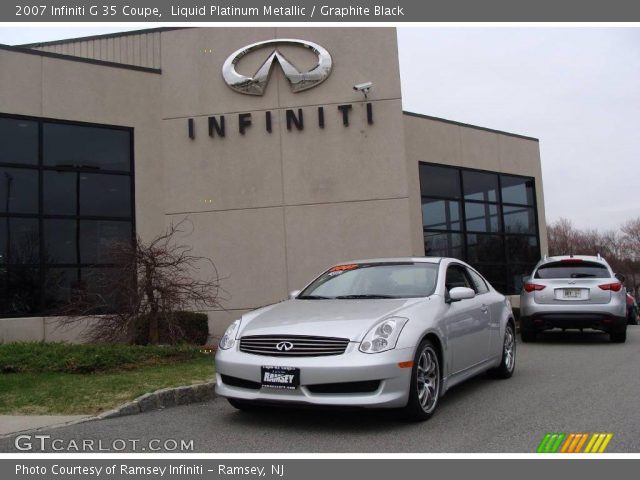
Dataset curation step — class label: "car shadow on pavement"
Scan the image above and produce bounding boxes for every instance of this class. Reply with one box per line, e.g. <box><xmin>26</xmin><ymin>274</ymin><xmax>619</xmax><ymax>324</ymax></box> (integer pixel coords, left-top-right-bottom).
<box><xmin>531</xmin><ymin>330</ymin><xmax>619</xmax><ymax>344</ymax></box>
<box><xmin>222</xmin><ymin>374</ymin><xmax>497</xmax><ymax>432</ymax></box>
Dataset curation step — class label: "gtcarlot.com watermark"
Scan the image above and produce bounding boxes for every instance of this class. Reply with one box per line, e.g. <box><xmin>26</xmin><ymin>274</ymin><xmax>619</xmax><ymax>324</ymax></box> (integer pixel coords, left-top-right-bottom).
<box><xmin>14</xmin><ymin>435</ymin><xmax>194</xmax><ymax>452</ymax></box>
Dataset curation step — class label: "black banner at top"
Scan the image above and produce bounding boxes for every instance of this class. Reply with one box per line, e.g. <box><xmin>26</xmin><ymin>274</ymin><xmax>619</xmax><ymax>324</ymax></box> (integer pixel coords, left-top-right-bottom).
<box><xmin>3</xmin><ymin>0</ymin><xmax>640</xmax><ymax>22</ymax></box>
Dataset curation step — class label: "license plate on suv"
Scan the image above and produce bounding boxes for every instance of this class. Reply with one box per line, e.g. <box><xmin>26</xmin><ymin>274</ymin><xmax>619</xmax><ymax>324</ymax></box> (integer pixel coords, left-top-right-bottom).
<box><xmin>261</xmin><ymin>366</ymin><xmax>300</xmax><ymax>390</ymax></box>
<box><xmin>562</xmin><ymin>288</ymin><xmax>582</xmax><ymax>299</ymax></box>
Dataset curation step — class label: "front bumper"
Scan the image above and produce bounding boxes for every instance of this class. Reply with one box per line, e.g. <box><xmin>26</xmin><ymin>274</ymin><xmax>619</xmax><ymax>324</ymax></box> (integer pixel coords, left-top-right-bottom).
<box><xmin>215</xmin><ymin>343</ymin><xmax>415</xmax><ymax>409</ymax></box>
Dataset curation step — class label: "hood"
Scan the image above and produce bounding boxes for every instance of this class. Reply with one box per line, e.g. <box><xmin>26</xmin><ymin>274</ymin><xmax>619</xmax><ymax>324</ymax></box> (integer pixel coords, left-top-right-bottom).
<box><xmin>238</xmin><ymin>298</ymin><xmax>423</xmax><ymax>342</ymax></box>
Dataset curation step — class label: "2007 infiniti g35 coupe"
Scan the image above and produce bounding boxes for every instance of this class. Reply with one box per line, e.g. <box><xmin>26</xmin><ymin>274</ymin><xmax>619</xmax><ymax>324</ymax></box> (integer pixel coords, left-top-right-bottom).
<box><xmin>215</xmin><ymin>257</ymin><xmax>516</xmax><ymax>421</ymax></box>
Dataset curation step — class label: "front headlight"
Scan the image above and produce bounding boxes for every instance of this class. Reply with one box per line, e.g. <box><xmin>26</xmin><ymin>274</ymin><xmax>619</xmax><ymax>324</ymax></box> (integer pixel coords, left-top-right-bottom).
<box><xmin>359</xmin><ymin>317</ymin><xmax>408</xmax><ymax>354</ymax></box>
<box><xmin>219</xmin><ymin>319</ymin><xmax>241</xmax><ymax>350</ymax></box>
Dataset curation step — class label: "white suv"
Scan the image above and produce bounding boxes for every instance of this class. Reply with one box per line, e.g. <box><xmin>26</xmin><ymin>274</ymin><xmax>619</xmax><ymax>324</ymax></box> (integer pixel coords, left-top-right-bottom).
<box><xmin>520</xmin><ymin>255</ymin><xmax>627</xmax><ymax>343</ymax></box>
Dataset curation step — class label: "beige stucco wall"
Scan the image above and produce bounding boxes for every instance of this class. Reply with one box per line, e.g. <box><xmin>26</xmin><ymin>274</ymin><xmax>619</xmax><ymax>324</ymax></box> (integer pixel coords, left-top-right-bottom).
<box><xmin>159</xmin><ymin>28</ymin><xmax>413</xmax><ymax>336</ymax></box>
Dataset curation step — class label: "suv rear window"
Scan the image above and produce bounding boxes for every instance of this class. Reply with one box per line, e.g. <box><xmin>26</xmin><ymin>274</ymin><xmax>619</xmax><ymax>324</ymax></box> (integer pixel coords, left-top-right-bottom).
<box><xmin>534</xmin><ymin>261</ymin><xmax>610</xmax><ymax>279</ymax></box>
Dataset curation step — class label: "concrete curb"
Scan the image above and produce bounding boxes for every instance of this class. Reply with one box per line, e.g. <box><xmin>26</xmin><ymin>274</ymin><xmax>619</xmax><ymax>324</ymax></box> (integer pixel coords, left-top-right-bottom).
<box><xmin>96</xmin><ymin>382</ymin><xmax>216</xmax><ymax>419</ymax></box>
<box><xmin>0</xmin><ymin>382</ymin><xmax>216</xmax><ymax>439</ymax></box>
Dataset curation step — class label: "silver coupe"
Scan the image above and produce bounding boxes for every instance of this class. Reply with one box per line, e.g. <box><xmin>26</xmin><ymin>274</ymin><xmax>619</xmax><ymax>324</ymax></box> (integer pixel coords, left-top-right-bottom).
<box><xmin>215</xmin><ymin>257</ymin><xmax>516</xmax><ymax>420</ymax></box>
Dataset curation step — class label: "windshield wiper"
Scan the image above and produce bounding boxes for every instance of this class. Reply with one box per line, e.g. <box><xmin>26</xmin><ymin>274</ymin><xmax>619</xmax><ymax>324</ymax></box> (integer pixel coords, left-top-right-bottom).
<box><xmin>297</xmin><ymin>295</ymin><xmax>332</xmax><ymax>300</ymax></box>
<box><xmin>335</xmin><ymin>294</ymin><xmax>397</xmax><ymax>299</ymax></box>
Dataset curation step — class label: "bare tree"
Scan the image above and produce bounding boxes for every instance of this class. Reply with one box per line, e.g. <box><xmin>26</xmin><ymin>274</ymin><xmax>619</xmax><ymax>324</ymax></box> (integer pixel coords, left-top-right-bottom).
<box><xmin>58</xmin><ymin>219</ymin><xmax>223</xmax><ymax>344</ymax></box>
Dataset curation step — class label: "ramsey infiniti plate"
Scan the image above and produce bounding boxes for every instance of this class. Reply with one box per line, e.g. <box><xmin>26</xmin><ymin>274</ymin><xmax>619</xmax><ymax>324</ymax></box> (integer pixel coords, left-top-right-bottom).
<box><xmin>261</xmin><ymin>366</ymin><xmax>300</xmax><ymax>390</ymax></box>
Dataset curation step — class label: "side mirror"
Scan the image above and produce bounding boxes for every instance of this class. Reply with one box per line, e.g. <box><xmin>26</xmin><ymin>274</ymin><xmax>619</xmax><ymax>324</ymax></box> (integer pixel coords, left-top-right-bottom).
<box><xmin>288</xmin><ymin>290</ymin><xmax>301</xmax><ymax>300</ymax></box>
<box><xmin>448</xmin><ymin>287</ymin><xmax>476</xmax><ymax>303</ymax></box>
<box><xmin>615</xmin><ymin>273</ymin><xmax>626</xmax><ymax>283</ymax></box>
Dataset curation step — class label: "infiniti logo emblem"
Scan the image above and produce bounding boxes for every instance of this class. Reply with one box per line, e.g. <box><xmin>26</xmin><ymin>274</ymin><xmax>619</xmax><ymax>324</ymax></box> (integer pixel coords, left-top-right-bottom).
<box><xmin>276</xmin><ymin>341</ymin><xmax>294</xmax><ymax>351</ymax></box>
<box><xmin>222</xmin><ymin>39</ymin><xmax>333</xmax><ymax>96</ymax></box>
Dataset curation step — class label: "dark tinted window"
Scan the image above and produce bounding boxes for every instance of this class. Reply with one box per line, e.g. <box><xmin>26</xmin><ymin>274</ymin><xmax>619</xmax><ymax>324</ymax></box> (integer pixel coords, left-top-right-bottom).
<box><xmin>43</xmin><ymin>123</ymin><xmax>130</xmax><ymax>172</ymax></box>
<box><xmin>0</xmin><ymin>168</ymin><xmax>38</xmax><ymax>214</ymax></box>
<box><xmin>506</xmin><ymin>235</ymin><xmax>539</xmax><ymax>263</ymax></box>
<box><xmin>424</xmin><ymin>232</ymin><xmax>463</xmax><ymax>258</ymax></box>
<box><xmin>80</xmin><ymin>174</ymin><xmax>131</xmax><ymax>217</ymax></box>
<box><xmin>503</xmin><ymin>206</ymin><xmax>536</xmax><ymax>234</ymax></box>
<box><xmin>467</xmin><ymin>234</ymin><xmax>504</xmax><ymax>263</ymax></box>
<box><xmin>43</xmin><ymin>268</ymin><xmax>79</xmax><ymax>310</ymax></box>
<box><xmin>0</xmin><ymin>218</ymin><xmax>39</xmax><ymax>264</ymax></box>
<box><xmin>420</xmin><ymin>164</ymin><xmax>461</xmax><ymax>198</ymax></box>
<box><xmin>463</xmin><ymin>170</ymin><xmax>499</xmax><ymax>202</ymax></box>
<box><xmin>465</xmin><ymin>202</ymin><xmax>500</xmax><ymax>232</ymax></box>
<box><xmin>421</xmin><ymin>198</ymin><xmax>461</xmax><ymax>230</ymax></box>
<box><xmin>44</xmin><ymin>219</ymin><xmax>77</xmax><ymax>264</ymax></box>
<box><xmin>0</xmin><ymin>267</ymin><xmax>41</xmax><ymax>316</ymax></box>
<box><xmin>501</xmin><ymin>176</ymin><xmax>534</xmax><ymax>206</ymax></box>
<box><xmin>43</xmin><ymin>171</ymin><xmax>77</xmax><ymax>215</ymax></box>
<box><xmin>0</xmin><ymin>117</ymin><xmax>38</xmax><ymax>165</ymax></box>
<box><xmin>534</xmin><ymin>261</ymin><xmax>610</xmax><ymax>279</ymax></box>
<box><xmin>80</xmin><ymin>220</ymin><xmax>131</xmax><ymax>264</ymax></box>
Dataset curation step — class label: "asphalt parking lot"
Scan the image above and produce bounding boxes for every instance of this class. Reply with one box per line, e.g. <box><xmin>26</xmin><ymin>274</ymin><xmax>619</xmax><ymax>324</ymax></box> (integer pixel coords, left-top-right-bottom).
<box><xmin>2</xmin><ymin>327</ymin><xmax>639</xmax><ymax>453</ymax></box>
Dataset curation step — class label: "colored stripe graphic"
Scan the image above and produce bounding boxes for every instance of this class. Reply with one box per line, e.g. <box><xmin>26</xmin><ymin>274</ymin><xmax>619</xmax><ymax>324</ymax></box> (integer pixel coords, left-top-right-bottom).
<box><xmin>538</xmin><ymin>433</ymin><xmax>613</xmax><ymax>453</ymax></box>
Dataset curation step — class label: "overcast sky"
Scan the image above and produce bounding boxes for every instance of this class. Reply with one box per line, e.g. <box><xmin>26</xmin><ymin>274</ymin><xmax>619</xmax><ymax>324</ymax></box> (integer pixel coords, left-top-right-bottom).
<box><xmin>1</xmin><ymin>27</ymin><xmax>638</xmax><ymax>232</ymax></box>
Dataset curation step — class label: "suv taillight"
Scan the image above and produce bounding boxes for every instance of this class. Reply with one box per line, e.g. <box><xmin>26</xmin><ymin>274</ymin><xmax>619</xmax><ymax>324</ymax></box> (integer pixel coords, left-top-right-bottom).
<box><xmin>524</xmin><ymin>283</ymin><xmax>546</xmax><ymax>293</ymax></box>
<box><xmin>598</xmin><ymin>282</ymin><xmax>622</xmax><ymax>292</ymax></box>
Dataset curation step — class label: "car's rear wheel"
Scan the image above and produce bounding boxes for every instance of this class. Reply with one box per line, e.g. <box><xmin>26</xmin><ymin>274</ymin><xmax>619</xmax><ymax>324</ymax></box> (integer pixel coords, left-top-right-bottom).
<box><xmin>610</xmin><ymin>328</ymin><xmax>627</xmax><ymax>343</ymax></box>
<box><xmin>488</xmin><ymin>323</ymin><xmax>516</xmax><ymax>379</ymax></box>
<box><xmin>402</xmin><ymin>339</ymin><xmax>441</xmax><ymax>421</ymax></box>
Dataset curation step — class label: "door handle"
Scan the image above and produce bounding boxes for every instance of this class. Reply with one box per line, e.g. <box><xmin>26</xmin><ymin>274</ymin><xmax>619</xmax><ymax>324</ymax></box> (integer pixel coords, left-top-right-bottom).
<box><xmin>481</xmin><ymin>305</ymin><xmax>489</xmax><ymax>314</ymax></box>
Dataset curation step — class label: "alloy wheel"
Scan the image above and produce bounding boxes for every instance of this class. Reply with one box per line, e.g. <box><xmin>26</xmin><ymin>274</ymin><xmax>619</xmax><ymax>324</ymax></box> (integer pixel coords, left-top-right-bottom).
<box><xmin>416</xmin><ymin>346</ymin><xmax>440</xmax><ymax>413</ymax></box>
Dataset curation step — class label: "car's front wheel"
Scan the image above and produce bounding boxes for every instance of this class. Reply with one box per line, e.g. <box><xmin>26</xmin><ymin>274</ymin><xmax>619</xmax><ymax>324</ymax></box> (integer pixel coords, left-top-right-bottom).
<box><xmin>403</xmin><ymin>339</ymin><xmax>441</xmax><ymax>421</ymax></box>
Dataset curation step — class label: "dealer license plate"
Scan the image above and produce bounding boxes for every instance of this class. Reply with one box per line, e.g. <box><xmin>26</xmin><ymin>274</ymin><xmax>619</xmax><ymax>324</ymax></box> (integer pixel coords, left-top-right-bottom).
<box><xmin>261</xmin><ymin>366</ymin><xmax>300</xmax><ymax>390</ymax></box>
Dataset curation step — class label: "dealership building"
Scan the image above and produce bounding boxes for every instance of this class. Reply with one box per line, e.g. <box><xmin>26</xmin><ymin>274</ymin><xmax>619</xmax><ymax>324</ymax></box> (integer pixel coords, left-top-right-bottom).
<box><xmin>0</xmin><ymin>27</ymin><xmax>547</xmax><ymax>343</ymax></box>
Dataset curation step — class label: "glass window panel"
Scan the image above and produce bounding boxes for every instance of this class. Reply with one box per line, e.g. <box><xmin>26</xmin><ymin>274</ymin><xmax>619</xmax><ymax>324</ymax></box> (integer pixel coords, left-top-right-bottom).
<box><xmin>473</xmin><ymin>264</ymin><xmax>506</xmax><ymax>294</ymax></box>
<box><xmin>466</xmin><ymin>234</ymin><xmax>505</xmax><ymax>263</ymax></box>
<box><xmin>80</xmin><ymin>220</ymin><xmax>131</xmax><ymax>264</ymax></box>
<box><xmin>421</xmin><ymin>198</ymin><xmax>461</xmax><ymax>231</ymax></box>
<box><xmin>80</xmin><ymin>174</ymin><xmax>131</xmax><ymax>217</ymax></box>
<box><xmin>503</xmin><ymin>206</ymin><xmax>536</xmax><ymax>234</ymax></box>
<box><xmin>501</xmin><ymin>175</ymin><xmax>534</xmax><ymax>206</ymax></box>
<box><xmin>419</xmin><ymin>164</ymin><xmax>461</xmax><ymax>198</ymax></box>
<box><xmin>465</xmin><ymin>202</ymin><xmax>501</xmax><ymax>232</ymax></box>
<box><xmin>0</xmin><ymin>218</ymin><xmax>39</xmax><ymax>265</ymax></box>
<box><xmin>463</xmin><ymin>170</ymin><xmax>499</xmax><ymax>202</ymax></box>
<box><xmin>43</xmin><ymin>268</ymin><xmax>79</xmax><ymax>310</ymax></box>
<box><xmin>43</xmin><ymin>123</ymin><xmax>130</xmax><ymax>172</ymax></box>
<box><xmin>44</xmin><ymin>219</ymin><xmax>77</xmax><ymax>265</ymax></box>
<box><xmin>506</xmin><ymin>235</ymin><xmax>540</xmax><ymax>263</ymax></box>
<box><xmin>0</xmin><ymin>267</ymin><xmax>41</xmax><ymax>317</ymax></box>
<box><xmin>43</xmin><ymin>171</ymin><xmax>77</xmax><ymax>215</ymax></box>
<box><xmin>0</xmin><ymin>168</ymin><xmax>38</xmax><ymax>214</ymax></box>
<box><xmin>0</xmin><ymin>117</ymin><xmax>38</xmax><ymax>165</ymax></box>
<box><xmin>424</xmin><ymin>232</ymin><xmax>463</xmax><ymax>259</ymax></box>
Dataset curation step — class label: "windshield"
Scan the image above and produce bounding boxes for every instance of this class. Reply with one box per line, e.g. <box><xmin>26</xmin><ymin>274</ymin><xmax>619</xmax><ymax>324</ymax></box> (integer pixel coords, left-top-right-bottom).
<box><xmin>298</xmin><ymin>262</ymin><xmax>439</xmax><ymax>299</ymax></box>
<box><xmin>534</xmin><ymin>261</ymin><xmax>611</xmax><ymax>279</ymax></box>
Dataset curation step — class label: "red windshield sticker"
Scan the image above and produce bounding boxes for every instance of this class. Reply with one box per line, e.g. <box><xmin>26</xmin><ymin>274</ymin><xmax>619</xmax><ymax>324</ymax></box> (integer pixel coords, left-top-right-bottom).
<box><xmin>329</xmin><ymin>264</ymin><xmax>359</xmax><ymax>273</ymax></box>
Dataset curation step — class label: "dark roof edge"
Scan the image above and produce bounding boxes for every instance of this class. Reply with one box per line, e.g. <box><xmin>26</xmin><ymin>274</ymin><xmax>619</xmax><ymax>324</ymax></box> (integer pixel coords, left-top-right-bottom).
<box><xmin>0</xmin><ymin>44</ymin><xmax>161</xmax><ymax>74</ymax></box>
<box><xmin>402</xmin><ymin>111</ymin><xmax>539</xmax><ymax>142</ymax></box>
<box><xmin>19</xmin><ymin>27</ymin><xmax>188</xmax><ymax>48</ymax></box>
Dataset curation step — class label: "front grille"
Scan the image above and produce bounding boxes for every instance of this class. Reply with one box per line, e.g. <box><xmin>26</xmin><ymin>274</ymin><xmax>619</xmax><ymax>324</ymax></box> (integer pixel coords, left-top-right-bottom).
<box><xmin>307</xmin><ymin>380</ymin><xmax>381</xmax><ymax>394</ymax></box>
<box><xmin>239</xmin><ymin>335</ymin><xmax>349</xmax><ymax>357</ymax></box>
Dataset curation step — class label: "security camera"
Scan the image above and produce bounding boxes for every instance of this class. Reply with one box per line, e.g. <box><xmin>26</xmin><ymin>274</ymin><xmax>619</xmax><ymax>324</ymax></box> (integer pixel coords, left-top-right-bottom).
<box><xmin>353</xmin><ymin>82</ymin><xmax>373</xmax><ymax>92</ymax></box>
